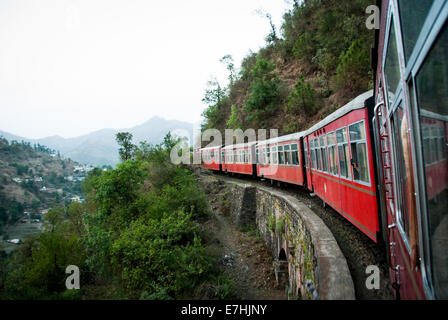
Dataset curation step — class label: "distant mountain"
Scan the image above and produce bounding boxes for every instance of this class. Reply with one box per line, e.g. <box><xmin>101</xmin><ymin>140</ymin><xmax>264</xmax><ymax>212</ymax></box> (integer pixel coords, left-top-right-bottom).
<box><xmin>0</xmin><ymin>117</ymin><xmax>193</xmax><ymax>166</ymax></box>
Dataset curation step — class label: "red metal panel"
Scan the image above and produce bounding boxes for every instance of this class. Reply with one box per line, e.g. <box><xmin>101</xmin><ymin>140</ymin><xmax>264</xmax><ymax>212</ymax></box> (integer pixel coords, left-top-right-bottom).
<box><xmin>306</xmin><ymin>108</ymin><xmax>380</xmax><ymax>242</ymax></box>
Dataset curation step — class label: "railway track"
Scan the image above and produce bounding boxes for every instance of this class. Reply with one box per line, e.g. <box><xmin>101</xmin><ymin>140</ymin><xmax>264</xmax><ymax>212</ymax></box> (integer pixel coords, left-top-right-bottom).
<box><xmin>199</xmin><ymin>168</ymin><xmax>394</xmax><ymax>300</ymax></box>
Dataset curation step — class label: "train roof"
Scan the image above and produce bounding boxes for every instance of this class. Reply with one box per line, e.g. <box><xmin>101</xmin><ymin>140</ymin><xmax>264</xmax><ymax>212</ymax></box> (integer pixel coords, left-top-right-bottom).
<box><xmin>222</xmin><ymin>141</ymin><xmax>257</xmax><ymax>150</ymax></box>
<box><xmin>304</xmin><ymin>90</ymin><xmax>373</xmax><ymax>136</ymax></box>
<box><xmin>200</xmin><ymin>145</ymin><xmax>222</xmax><ymax>151</ymax></box>
<box><xmin>257</xmin><ymin>132</ymin><xmax>306</xmax><ymax>147</ymax></box>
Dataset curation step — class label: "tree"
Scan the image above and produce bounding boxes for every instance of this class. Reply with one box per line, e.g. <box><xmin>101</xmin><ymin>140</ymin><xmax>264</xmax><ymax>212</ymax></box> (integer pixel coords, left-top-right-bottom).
<box><xmin>244</xmin><ymin>59</ymin><xmax>281</xmax><ymax>126</ymax></box>
<box><xmin>220</xmin><ymin>55</ymin><xmax>236</xmax><ymax>87</ymax></box>
<box><xmin>116</xmin><ymin>132</ymin><xmax>136</xmax><ymax>162</ymax></box>
<box><xmin>286</xmin><ymin>75</ymin><xmax>316</xmax><ymax>116</ymax></box>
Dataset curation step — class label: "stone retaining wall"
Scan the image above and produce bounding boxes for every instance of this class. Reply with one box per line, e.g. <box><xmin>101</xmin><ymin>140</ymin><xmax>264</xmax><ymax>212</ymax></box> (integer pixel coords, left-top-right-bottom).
<box><xmin>226</xmin><ymin>181</ymin><xmax>355</xmax><ymax>300</ymax></box>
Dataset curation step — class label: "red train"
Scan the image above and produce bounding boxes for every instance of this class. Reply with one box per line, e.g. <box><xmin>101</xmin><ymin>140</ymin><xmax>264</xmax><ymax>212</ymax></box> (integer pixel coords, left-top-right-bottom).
<box><xmin>200</xmin><ymin>1</ymin><xmax>448</xmax><ymax>299</ymax></box>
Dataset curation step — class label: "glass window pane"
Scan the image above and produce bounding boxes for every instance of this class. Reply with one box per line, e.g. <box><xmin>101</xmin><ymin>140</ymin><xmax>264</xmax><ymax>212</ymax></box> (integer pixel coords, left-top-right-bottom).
<box><xmin>321</xmin><ymin>148</ymin><xmax>328</xmax><ymax>172</ymax></box>
<box><xmin>349</xmin><ymin>122</ymin><xmax>366</xmax><ymax>141</ymax></box>
<box><xmin>415</xmin><ymin>22</ymin><xmax>448</xmax><ymax>299</ymax></box>
<box><xmin>385</xmin><ymin>19</ymin><xmax>401</xmax><ymax>102</ymax></box>
<box><xmin>316</xmin><ymin>147</ymin><xmax>321</xmax><ymax>171</ymax></box>
<box><xmin>337</xmin><ymin>128</ymin><xmax>347</xmax><ymax>143</ymax></box>
<box><xmin>398</xmin><ymin>0</ymin><xmax>434</xmax><ymax>62</ymax></box>
<box><xmin>392</xmin><ymin>103</ymin><xmax>410</xmax><ymax>237</ymax></box>
<box><xmin>345</xmin><ymin>145</ymin><xmax>352</xmax><ymax>179</ymax></box>
<box><xmin>338</xmin><ymin>145</ymin><xmax>347</xmax><ymax>177</ymax></box>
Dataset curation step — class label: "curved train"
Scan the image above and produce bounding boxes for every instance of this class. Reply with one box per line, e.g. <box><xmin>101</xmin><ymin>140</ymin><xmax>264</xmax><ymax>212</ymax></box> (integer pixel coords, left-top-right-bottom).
<box><xmin>199</xmin><ymin>1</ymin><xmax>447</xmax><ymax>300</ymax></box>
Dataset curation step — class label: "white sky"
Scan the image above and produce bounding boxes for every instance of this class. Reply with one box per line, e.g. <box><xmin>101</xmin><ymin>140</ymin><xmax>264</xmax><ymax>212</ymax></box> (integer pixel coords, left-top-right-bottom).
<box><xmin>0</xmin><ymin>0</ymin><xmax>292</xmax><ymax>139</ymax></box>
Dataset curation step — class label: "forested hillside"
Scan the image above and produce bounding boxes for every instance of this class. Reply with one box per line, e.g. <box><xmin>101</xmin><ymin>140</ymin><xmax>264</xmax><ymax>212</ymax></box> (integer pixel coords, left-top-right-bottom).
<box><xmin>201</xmin><ymin>0</ymin><xmax>374</xmax><ymax>136</ymax></box>
<box><xmin>0</xmin><ymin>137</ymin><xmax>85</xmax><ymax>231</ymax></box>
<box><xmin>0</xmin><ymin>134</ymin><xmax>236</xmax><ymax>300</ymax></box>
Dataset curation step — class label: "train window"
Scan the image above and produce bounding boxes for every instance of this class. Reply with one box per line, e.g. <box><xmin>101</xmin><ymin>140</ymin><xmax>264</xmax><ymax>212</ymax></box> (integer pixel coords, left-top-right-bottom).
<box><xmin>284</xmin><ymin>145</ymin><xmax>291</xmax><ymax>165</ymax></box>
<box><xmin>315</xmin><ymin>138</ymin><xmax>322</xmax><ymax>171</ymax></box>
<box><xmin>349</xmin><ymin>121</ymin><xmax>370</xmax><ymax>184</ymax></box>
<box><xmin>391</xmin><ymin>102</ymin><xmax>410</xmax><ymax>239</ymax></box>
<box><xmin>267</xmin><ymin>148</ymin><xmax>271</xmax><ymax>165</ymax></box>
<box><xmin>327</xmin><ymin>132</ymin><xmax>338</xmax><ymax>175</ymax></box>
<box><xmin>414</xmin><ymin>22</ymin><xmax>448</xmax><ymax>299</ymax></box>
<box><xmin>304</xmin><ymin>142</ymin><xmax>309</xmax><ymax>168</ymax></box>
<box><xmin>292</xmin><ymin>144</ymin><xmax>299</xmax><ymax>166</ymax></box>
<box><xmin>337</xmin><ymin>127</ymin><xmax>351</xmax><ymax>179</ymax></box>
<box><xmin>278</xmin><ymin>146</ymin><xmax>285</xmax><ymax>165</ymax></box>
<box><xmin>272</xmin><ymin>147</ymin><xmax>278</xmax><ymax>164</ymax></box>
<box><xmin>310</xmin><ymin>140</ymin><xmax>316</xmax><ymax>169</ymax></box>
<box><xmin>384</xmin><ymin>18</ymin><xmax>401</xmax><ymax>104</ymax></box>
<box><xmin>320</xmin><ymin>136</ymin><xmax>328</xmax><ymax>172</ymax></box>
<box><xmin>398</xmin><ymin>0</ymin><xmax>434</xmax><ymax>62</ymax></box>
<box><xmin>256</xmin><ymin>149</ymin><xmax>259</xmax><ymax>164</ymax></box>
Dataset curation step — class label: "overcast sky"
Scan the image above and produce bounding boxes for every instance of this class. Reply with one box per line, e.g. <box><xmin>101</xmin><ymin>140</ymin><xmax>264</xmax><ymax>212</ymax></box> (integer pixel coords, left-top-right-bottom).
<box><xmin>0</xmin><ymin>0</ymin><xmax>292</xmax><ymax>139</ymax></box>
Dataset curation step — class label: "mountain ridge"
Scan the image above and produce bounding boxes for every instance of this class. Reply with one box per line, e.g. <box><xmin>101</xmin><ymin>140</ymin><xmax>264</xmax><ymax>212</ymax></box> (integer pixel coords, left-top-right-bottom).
<box><xmin>0</xmin><ymin>117</ymin><xmax>193</xmax><ymax>166</ymax></box>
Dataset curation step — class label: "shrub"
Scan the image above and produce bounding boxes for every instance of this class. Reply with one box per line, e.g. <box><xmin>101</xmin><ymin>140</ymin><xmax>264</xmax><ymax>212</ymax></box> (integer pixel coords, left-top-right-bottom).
<box><xmin>286</xmin><ymin>75</ymin><xmax>317</xmax><ymax>116</ymax></box>
<box><xmin>244</xmin><ymin>59</ymin><xmax>281</xmax><ymax>126</ymax></box>
<box><xmin>332</xmin><ymin>39</ymin><xmax>372</xmax><ymax>94</ymax></box>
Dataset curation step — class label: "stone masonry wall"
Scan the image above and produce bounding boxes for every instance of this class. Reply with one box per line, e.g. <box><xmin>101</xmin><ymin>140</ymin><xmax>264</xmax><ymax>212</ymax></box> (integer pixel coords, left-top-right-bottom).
<box><xmin>226</xmin><ymin>181</ymin><xmax>355</xmax><ymax>300</ymax></box>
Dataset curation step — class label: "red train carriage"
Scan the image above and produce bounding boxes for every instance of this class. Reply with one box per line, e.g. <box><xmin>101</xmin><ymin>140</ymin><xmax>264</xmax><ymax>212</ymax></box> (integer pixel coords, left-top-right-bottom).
<box><xmin>373</xmin><ymin>0</ymin><xmax>448</xmax><ymax>299</ymax></box>
<box><xmin>256</xmin><ymin>133</ymin><xmax>306</xmax><ymax>186</ymax></box>
<box><xmin>200</xmin><ymin>145</ymin><xmax>222</xmax><ymax>171</ymax></box>
<box><xmin>303</xmin><ymin>91</ymin><xmax>380</xmax><ymax>243</ymax></box>
<box><xmin>222</xmin><ymin>142</ymin><xmax>257</xmax><ymax>176</ymax></box>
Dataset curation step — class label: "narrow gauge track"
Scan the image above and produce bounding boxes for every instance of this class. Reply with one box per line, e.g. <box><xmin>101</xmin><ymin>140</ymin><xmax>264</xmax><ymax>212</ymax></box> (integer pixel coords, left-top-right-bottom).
<box><xmin>200</xmin><ymin>168</ymin><xmax>394</xmax><ymax>300</ymax></box>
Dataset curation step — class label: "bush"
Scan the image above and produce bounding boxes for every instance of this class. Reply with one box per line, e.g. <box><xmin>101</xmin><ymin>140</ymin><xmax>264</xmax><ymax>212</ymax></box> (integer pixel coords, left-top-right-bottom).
<box><xmin>332</xmin><ymin>39</ymin><xmax>372</xmax><ymax>94</ymax></box>
<box><xmin>286</xmin><ymin>75</ymin><xmax>317</xmax><ymax>116</ymax></box>
<box><xmin>244</xmin><ymin>59</ymin><xmax>282</xmax><ymax>126</ymax></box>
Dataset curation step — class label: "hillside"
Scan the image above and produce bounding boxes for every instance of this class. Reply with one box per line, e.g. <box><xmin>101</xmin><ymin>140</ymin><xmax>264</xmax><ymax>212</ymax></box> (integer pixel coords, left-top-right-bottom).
<box><xmin>0</xmin><ymin>137</ymin><xmax>87</xmax><ymax>230</ymax></box>
<box><xmin>201</xmin><ymin>0</ymin><xmax>374</xmax><ymax>137</ymax></box>
<box><xmin>0</xmin><ymin>116</ymin><xmax>193</xmax><ymax>167</ymax></box>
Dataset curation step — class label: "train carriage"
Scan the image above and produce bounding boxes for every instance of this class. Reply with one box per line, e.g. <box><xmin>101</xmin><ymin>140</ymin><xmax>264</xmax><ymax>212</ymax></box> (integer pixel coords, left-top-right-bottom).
<box><xmin>373</xmin><ymin>0</ymin><xmax>448</xmax><ymax>299</ymax></box>
<box><xmin>256</xmin><ymin>133</ymin><xmax>306</xmax><ymax>186</ymax></box>
<box><xmin>200</xmin><ymin>145</ymin><xmax>222</xmax><ymax>171</ymax></box>
<box><xmin>222</xmin><ymin>142</ymin><xmax>257</xmax><ymax>176</ymax></box>
<box><xmin>303</xmin><ymin>91</ymin><xmax>380</xmax><ymax>242</ymax></box>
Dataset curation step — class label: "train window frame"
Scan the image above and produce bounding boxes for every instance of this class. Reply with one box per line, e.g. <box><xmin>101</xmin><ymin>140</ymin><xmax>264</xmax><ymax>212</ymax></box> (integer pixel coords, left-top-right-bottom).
<box><xmin>315</xmin><ymin>138</ymin><xmax>322</xmax><ymax>171</ymax></box>
<box><xmin>284</xmin><ymin>144</ymin><xmax>292</xmax><ymax>165</ymax></box>
<box><xmin>348</xmin><ymin>120</ymin><xmax>372</xmax><ymax>186</ymax></box>
<box><xmin>327</xmin><ymin>131</ymin><xmax>338</xmax><ymax>176</ymax></box>
<box><xmin>336</xmin><ymin>127</ymin><xmax>352</xmax><ymax>181</ymax></box>
<box><xmin>272</xmin><ymin>146</ymin><xmax>278</xmax><ymax>165</ymax></box>
<box><xmin>291</xmin><ymin>143</ymin><xmax>300</xmax><ymax>166</ymax></box>
<box><xmin>310</xmin><ymin>139</ymin><xmax>316</xmax><ymax>169</ymax></box>
<box><xmin>406</xmin><ymin>11</ymin><xmax>448</xmax><ymax>299</ymax></box>
<box><xmin>389</xmin><ymin>99</ymin><xmax>412</xmax><ymax>251</ymax></box>
<box><xmin>278</xmin><ymin>145</ymin><xmax>285</xmax><ymax>165</ymax></box>
<box><xmin>319</xmin><ymin>135</ymin><xmax>328</xmax><ymax>173</ymax></box>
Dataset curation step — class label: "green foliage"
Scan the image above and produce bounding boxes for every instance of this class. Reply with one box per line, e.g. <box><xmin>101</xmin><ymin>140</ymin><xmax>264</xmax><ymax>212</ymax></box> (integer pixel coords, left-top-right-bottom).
<box><xmin>9</xmin><ymin>162</ymin><xmax>29</xmax><ymax>176</ymax></box>
<box><xmin>276</xmin><ymin>218</ymin><xmax>285</xmax><ymax>234</ymax></box>
<box><xmin>226</xmin><ymin>105</ymin><xmax>242</xmax><ymax>130</ymax></box>
<box><xmin>1</xmin><ymin>233</ymin><xmax>85</xmax><ymax>300</ymax></box>
<box><xmin>268</xmin><ymin>214</ymin><xmax>276</xmax><ymax>233</ymax></box>
<box><xmin>286</xmin><ymin>75</ymin><xmax>317</xmax><ymax>116</ymax></box>
<box><xmin>214</xmin><ymin>275</ymin><xmax>237</xmax><ymax>300</ymax></box>
<box><xmin>116</xmin><ymin>132</ymin><xmax>136</xmax><ymax>162</ymax></box>
<box><xmin>332</xmin><ymin>39</ymin><xmax>372</xmax><ymax>93</ymax></box>
<box><xmin>244</xmin><ymin>59</ymin><xmax>281</xmax><ymax>126</ymax></box>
